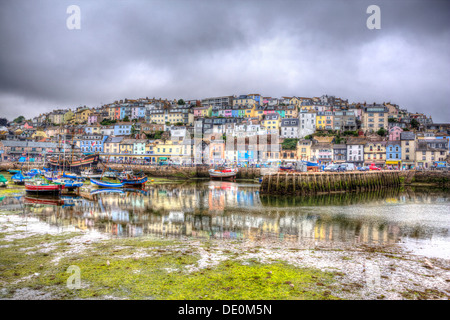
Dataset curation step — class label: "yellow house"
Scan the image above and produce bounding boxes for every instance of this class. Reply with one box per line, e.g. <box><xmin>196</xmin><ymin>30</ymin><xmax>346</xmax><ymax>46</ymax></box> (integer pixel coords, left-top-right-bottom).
<box><xmin>285</xmin><ymin>105</ymin><xmax>298</xmax><ymax>118</ymax></box>
<box><xmin>119</xmin><ymin>139</ymin><xmax>134</xmax><ymax>154</ymax></box>
<box><xmin>153</xmin><ymin>140</ymin><xmax>183</xmax><ymax>162</ymax></box>
<box><xmin>75</xmin><ymin>109</ymin><xmax>93</xmax><ymax>123</ymax></box>
<box><xmin>31</xmin><ymin>130</ymin><xmax>48</xmax><ymax>140</ymax></box>
<box><xmin>261</xmin><ymin>114</ymin><xmax>281</xmax><ymax>133</ymax></box>
<box><xmin>297</xmin><ymin>139</ymin><xmax>312</xmax><ymax>160</ymax></box>
<box><xmin>316</xmin><ymin>114</ymin><xmax>326</xmax><ymax>130</ymax></box>
<box><xmin>64</xmin><ymin>110</ymin><xmax>74</xmax><ymax>123</ymax></box>
<box><xmin>364</xmin><ymin>141</ymin><xmax>386</xmax><ymax>166</ymax></box>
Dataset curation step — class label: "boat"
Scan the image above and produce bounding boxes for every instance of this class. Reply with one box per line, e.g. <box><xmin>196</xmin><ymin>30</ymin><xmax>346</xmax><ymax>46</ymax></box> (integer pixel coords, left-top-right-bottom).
<box><xmin>103</xmin><ymin>169</ymin><xmax>119</xmax><ymax>179</ymax></box>
<box><xmin>25</xmin><ymin>179</ymin><xmax>63</xmax><ymax>195</ymax></box>
<box><xmin>47</xmin><ymin>153</ymin><xmax>100</xmax><ymax>169</ymax></box>
<box><xmin>279</xmin><ymin>166</ymin><xmax>293</xmax><ymax>172</ymax></box>
<box><xmin>11</xmin><ymin>172</ymin><xmax>33</xmax><ymax>185</ymax></box>
<box><xmin>24</xmin><ymin>169</ymin><xmax>42</xmax><ymax>177</ymax></box>
<box><xmin>117</xmin><ymin>170</ymin><xmax>134</xmax><ymax>180</ymax></box>
<box><xmin>80</xmin><ymin>168</ymin><xmax>103</xmax><ymax>179</ymax></box>
<box><xmin>90</xmin><ymin>178</ymin><xmax>124</xmax><ymax>188</ymax></box>
<box><xmin>119</xmin><ymin>175</ymin><xmax>148</xmax><ymax>187</ymax></box>
<box><xmin>8</xmin><ymin>169</ymin><xmax>21</xmax><ymax>174</ymax></box>
<box><xmin>0</xmin><ymin>174</ymin><xmax>8</xmax><ymax>187</ymax></box>
<box><xmin>52</xmin><ymin>178</ymin><xmax>84</xmax><ymax>191</ymax></box>
<box><xmin>208</xmin><ymin>167</ymin><xmax>238</xmax><ymax>180</ymax></box>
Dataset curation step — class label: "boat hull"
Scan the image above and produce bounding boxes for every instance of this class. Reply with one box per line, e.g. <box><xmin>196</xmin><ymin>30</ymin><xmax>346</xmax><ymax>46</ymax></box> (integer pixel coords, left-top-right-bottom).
<box><xmin>25</xmin><ymin>183</ymin><xmax>62</xmax><ymax>195</ymax></box>
<box><xmin>119</xmin><ymin>176</ymin><xmax>148</xmax><ymax>187</ymax></box>
<box><xmin>209</xmin><ymin>168</ymin><xmax>238</xmax><ymax>180</ymax></box>
<box><xmin>90</xmin><ymin>178</ymin><xmax>124</xmax><ymax>188</ymax></box>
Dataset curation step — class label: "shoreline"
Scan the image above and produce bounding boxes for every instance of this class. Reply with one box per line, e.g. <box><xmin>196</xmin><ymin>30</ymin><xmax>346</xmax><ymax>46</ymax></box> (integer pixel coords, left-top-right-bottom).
<box><xmin>0</xmin><ymin>210</ymin><xmax>449</xmax><ymax>300</ymax></box>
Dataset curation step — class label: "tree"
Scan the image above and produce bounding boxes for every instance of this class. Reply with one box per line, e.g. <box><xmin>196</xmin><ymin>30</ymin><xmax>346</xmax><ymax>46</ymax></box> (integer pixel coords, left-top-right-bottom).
<box><xmin>177</xmin><ymin>99</ymin><xmax>185</xmax><ymax>105</ymax></box>
<box><xmin>0</xmin><ymin>117</ymin><xmax>8</xmax><ymax>126</ymax></box>
<box><xmin>13</xmin><ymin>116</ymin><xmax>25</xmax><ymax>123</ymax></box>
<box><xmin>410</xmin><ymin>118</ymin><xmax>420</xmax><ymax>130</ymax></box>
<box><xmin>388</xmin><ymin>118</ymin><xmax>398</xmax><ymax>123</ymax></box>
<box><xmin>377</xmin><ymin>127</ymin><xmax>387</xmax><ymax>137</ymax></box>
<box><xmin>122</xmin><ymin>116</ymin><xmax>130</xmax><ymax>122</ymax></box>
<box><xmin>282</xmin><ymin>138</ymin><xmax>299</xmax><ymax>150</ymax></box>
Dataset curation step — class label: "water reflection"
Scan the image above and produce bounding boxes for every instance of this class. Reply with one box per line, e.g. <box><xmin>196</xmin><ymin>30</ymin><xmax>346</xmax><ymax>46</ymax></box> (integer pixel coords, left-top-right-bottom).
<box><xmin>2</xmin><ymin>182</ymin><xmax>449</xmax><ymax>258</ymax></box>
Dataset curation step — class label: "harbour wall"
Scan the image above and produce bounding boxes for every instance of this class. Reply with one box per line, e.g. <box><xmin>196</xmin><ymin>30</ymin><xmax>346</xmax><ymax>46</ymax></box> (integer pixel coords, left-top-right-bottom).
<box><xmin>260</xmin><ymin>171</ymin><xmax>402</xmax><ymax>195</ymax></box>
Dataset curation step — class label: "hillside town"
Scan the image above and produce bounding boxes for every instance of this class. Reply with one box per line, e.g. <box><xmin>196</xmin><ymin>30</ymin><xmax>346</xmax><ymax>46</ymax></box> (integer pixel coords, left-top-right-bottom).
<box><xmin>0</xmin><ymin>94</ymin><xmax>449</xmax><ymax>170</ymax></box>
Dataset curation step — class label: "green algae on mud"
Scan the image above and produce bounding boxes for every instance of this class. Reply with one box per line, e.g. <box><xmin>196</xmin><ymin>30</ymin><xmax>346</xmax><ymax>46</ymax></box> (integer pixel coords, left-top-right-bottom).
<box><xmin>0</xmin><ymin>231</ymin><xmax>339</xmax><ymax>300</ymax></box>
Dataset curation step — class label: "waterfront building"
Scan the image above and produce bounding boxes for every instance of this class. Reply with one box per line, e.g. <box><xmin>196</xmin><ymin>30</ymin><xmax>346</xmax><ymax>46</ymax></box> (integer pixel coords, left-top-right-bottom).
<box><xmin>364</xmin><ymin>141</ymin><xmax>386</xmax><ymax>167</ymax></box>
<box><xmin>297</xmin><ymin>139</ymin><xmax>312</xmax><ymax>160</ymax></box>
<box><xmin>386</xmin><ymin>141</ymin><xmax>402</xmax><ymax>169</ymax></box>
<box><xmin>333</xmin><ymin>144</ymin><xmax>347</xmax><ymax>163</ymax></box>
<box><xmin>346</xmin><ymin>137</ymin><xmax>366</xmax><ymax>166</ymax></box>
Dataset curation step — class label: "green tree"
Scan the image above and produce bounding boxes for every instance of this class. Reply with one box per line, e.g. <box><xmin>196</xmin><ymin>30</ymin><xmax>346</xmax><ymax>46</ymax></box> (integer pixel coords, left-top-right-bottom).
<box><xmin>177</xmin><ymin>99</ymin><xmax>185</xmax><ymax>105</ymax></box>
<box><xmin>122</xmin><ymin>115</ymin><xmax>130</xmax><ymax>122</ymax></box>
<box><xmin>13</xmin><ymin>116</ymin><xmax>25</xmax><ymax>123</ymax></box>
<box><xmin>281</xmin><ymin>138</ymin><xmax>299</xmax><ymax>150</ymax></box>
<box><xmin>377</xmin><ymin>127</ymin><xmax>387</xmax><ymax>137</ymax></box>
<box><xmin>410</xmin><ymin>118</ymin><xmax>420</xmax><ymax>130</ymax></box>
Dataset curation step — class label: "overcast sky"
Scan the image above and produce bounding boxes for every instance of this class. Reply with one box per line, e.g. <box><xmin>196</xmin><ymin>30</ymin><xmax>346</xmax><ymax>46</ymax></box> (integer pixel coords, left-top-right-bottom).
<box><xmin>0</xmin><ymin>0</ymin><xmax>449</xmax><ymax>121</ymax></box>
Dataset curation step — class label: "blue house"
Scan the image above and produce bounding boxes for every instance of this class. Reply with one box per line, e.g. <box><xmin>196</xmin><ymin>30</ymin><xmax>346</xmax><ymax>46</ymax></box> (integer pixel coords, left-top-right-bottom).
<box><xmin>386</xmin><ymin>141</ymin><xmax>401</xmax><ymax>169</ymax></box>
<box><xmin>114</xmin><ymin>123</ymin><xmax>132</xmax><ymax>136</ymax></box>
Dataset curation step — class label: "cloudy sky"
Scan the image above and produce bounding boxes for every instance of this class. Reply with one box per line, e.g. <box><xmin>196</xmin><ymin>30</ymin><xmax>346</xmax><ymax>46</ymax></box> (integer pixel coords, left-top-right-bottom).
<box><xmin>0</xmin><ymin>0</ymin><xmax>449</xmax><ymax>121</ymax></box>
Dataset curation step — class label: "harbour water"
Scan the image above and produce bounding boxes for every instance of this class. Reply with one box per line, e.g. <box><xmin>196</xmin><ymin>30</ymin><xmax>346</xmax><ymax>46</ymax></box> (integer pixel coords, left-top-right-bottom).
<box><xmin>2</xmin><ymin>180</ymin><xmax>449</xmax><ymax>259</ymax></box>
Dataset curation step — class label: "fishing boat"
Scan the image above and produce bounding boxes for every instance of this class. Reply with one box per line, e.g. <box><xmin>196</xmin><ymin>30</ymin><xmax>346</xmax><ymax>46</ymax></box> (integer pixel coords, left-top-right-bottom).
<box><xmin>117</xmin><ymin>170</ymin><xmax>134</xmax><ymax>180</ymax></box>
<box><xmin>119</xmin><ymin>174</ymin><xmax>148</xmax><ymax>187</ymax></box>
<box><xmin>25</xmin><ymin>179</ymin><xmax>63</xmax><ymax>195</ymax></box>
<box><xmin>90</xmin><ymin>178</ymin><xmax>124</xmax><ymax>188</ymax></box>
<box><xmin>0</xmin><ymin>174</ymin><xmax>8</xmax><ymax>187</ymax></box>
<box><xmin>11</xmin><ymin>172</ymin><xmax>33</xmax><ymax>185</ymax></box>
<box><xmin>208</xmin><ymin>167</ymin><xmax>238</xmax><ymax>180</ymax></box>
<box><xmin>24</xmin><ymin>169</ymin><xmax>42</xmax><ymax>177</ymax></box>
<box><xmin>52</xmin><ymin>178</ymin><xmax>84</xmax><ymax>191</ymax></box>
<box><xmin>103</xmin><ymin>169</ymin><xmax>119</xmax><ymax>179</ymax></box>
<box><xmin>80</xmin><ymin>168</ymin><xmax>103</xmax><ymax>179</ymax></box>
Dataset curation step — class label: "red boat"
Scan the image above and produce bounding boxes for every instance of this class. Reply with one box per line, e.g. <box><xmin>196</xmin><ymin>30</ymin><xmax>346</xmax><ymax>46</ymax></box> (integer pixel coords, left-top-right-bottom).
<box><xmin>25</xmin><ymin>180</ymin><xmax>63</xmax><ymax>195</ymax></box>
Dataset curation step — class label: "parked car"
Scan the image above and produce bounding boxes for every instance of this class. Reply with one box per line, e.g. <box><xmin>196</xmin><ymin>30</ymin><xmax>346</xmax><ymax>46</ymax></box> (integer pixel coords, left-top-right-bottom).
<box><xmin>342</xmin><ymin>163</ymin><xmax>356</xmax><ymax>171</ymax></box>
<box><xmin>324</xmin><ymin>164</ymin><xmax>340</xmax><ymax>172</ymax></box>
<box><xmin>369</xmin><ymin>163</ymin><xmax>381</xmax><ymax>171</ymax></box>
<box><xmin>357</xmin><ymin>166</ymin><xmax>370</xmax><ymax>171</ymax></box>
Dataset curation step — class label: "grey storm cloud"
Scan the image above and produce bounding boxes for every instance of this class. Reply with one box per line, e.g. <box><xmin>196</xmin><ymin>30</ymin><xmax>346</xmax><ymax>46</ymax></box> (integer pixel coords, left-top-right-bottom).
<box><xmin>0</xmin><ymin>0</ymin><xmax>449</xmax><ymax>121</ymax></box>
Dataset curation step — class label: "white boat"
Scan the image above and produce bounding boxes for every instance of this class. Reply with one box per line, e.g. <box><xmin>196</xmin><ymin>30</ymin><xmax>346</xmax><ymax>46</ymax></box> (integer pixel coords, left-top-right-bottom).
<box><xmin>80</xmin><ymin>168</ymin><xmax>103</xmax><ymax>179</ymax></box>
<box><xmin>208</xmin><ymin>167</ymin><xmax>238</xmax><ymax>180</ymax></box>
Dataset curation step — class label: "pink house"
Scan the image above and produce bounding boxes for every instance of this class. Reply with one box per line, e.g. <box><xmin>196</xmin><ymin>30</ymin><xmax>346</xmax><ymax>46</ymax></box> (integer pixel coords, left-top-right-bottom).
<box><xmin>88</xmin><ymin>114</ymin><xmax>98</xmax><ymax>125</ymax></box>
<box><xmin>389</xmin><ymin>126</ymin><xmax>403</xmax><ymax>141</ymax></box>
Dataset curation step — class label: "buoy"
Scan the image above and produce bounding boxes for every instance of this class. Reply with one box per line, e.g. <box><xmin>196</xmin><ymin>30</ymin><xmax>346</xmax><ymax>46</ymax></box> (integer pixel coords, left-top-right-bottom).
<box><xmin>151</xmin><ymin>179</ymin><xmax>154</xmax><ymax>182</ymax></box>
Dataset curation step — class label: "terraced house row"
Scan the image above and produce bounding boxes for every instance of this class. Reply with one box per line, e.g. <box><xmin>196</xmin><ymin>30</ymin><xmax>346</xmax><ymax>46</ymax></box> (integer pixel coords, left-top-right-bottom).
<box><xmin>1</xmin><ymin>93</ymin><xmax>448</xmax><ymax>168</ymax></box>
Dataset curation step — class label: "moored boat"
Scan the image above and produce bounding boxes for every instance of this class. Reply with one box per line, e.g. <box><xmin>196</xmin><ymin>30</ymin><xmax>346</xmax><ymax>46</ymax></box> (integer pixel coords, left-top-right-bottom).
<box><xmin>208</xmin><ymin>167</ymin><xmax>238</xmax><ymax>180</ymax></box>
<box><xmin>11</xmin><ymin>172</ymin><xmax>33</xmax><ymax>185</ymax></box>
<box><xmin>90</xmin><ymin>178</ymin><xmax>124</xmax><ymax>188</ymax></box>
<box><xmin>25</xmin><ymin>179</ymin><xmax>63</xmax><ymax>195</ymax></box>
<box><xmin>0</xmin><ymin>174</ymin><xmax>8</xmax><ymax>187</ymax></box>
<box><xmin>119</xmin><ymin>175</ymin><xmax>148</xmax><ymax>187</ymax></box>
<box><xmin>80</xmin><ymin>168</ymin><xmax>103</xmax><ymax>179</ymax></box>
